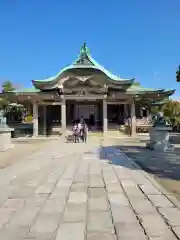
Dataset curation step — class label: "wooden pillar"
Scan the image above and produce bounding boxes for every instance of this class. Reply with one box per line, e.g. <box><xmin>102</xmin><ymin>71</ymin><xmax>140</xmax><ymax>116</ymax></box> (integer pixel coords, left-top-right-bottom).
<box><xmin>140</xmin><ymin>107</ymin><xmax>143</xmax><ymax>118</ymax></box>
<box><xmin>33</xmin><ymin>102</ymin><xmax>38</xmax><ymax>137</ymax></box>
<box><xmin>43</xmin><ymin>105</ymin><xmax>47</xmax><ymax>136</ymax></box>
<box><xmin>103</xmin><ymin>99</ymin><xmax>108</xmax><ymax>132</ymax></box>
<box><xmin>124</xmin><ymin>104</ymin><xmax>128</xmax><ymax>117</ymax></box>
<box><xmin>61</xmin><ymin>99</ymin><xmax>66</xmax><ymax>131</ymax></box>
<box><xmin>28</xmin><ymin>102</ymin><xmax>32</xmax><ymax>115</ymax></box>
<box><xmin>131</xmin><ymin>99</ymin><xmax>136</xmax><ymax>137</ymax></box>
<box><xmin>147</xmin><ymin>107</ymin><xmax>150</xmax><ymax>117</ymax></box>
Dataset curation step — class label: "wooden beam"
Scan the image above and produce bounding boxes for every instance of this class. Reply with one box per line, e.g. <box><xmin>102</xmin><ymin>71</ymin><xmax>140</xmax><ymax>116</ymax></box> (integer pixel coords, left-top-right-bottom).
<box><xmin>107</xmin><ymin>101</ymin><xmax>129</xmax><ymax>104</ymax></box>
<box><xmin>64</xmin><ymin>94</ymin><xmax>106</xmax><ymax>100</ymax></box>
<box><xmin>39</xmin><ymin>102</ymin><xmax>62</xmax><ymax>105</ymax></box>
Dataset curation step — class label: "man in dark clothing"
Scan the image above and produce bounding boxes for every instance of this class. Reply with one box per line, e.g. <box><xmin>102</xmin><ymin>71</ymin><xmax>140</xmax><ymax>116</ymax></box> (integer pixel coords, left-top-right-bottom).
<box><xmin>89</xmin><ymin>114</ymin><xmax>95</xmax><ymax>130</ymax></box>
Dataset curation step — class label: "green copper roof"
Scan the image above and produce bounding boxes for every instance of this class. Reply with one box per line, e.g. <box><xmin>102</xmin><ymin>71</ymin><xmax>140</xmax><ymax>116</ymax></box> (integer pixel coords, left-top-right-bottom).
<box><xmin>32</xmin><ymin>43</ymin><xmax>134</xmax><ymax>88</ymax></box>
<box><xmin>9</xmin><ymin>43</ymin><xmax>175</xmax><ymax>98</ymax></box>
<box><xmin>9</xmin><ymin>87</ymin><xmax>40</xmax><ymax>94</ymax></box>
<box><xmin>126</xmin><ymin>84</ymin><xmax>175</xmax><ymax>95</ymax></box>
<box><xmin>10</xmin><ymin>85</ymin><xmax>175</xmax><ymax>99</ymax></box>
<box><xmin>151</xmin><ymin>100</ymin><xmax>168</xmax><ymax>106</ymax></box>
<box><xmin>73</xmin><ymin>43</ymin><xmax>132</xmax><ymax>81</ymax></box>
<box><xmin>127</xmin><ymin>84</ymin><xmax>162</xmax><ymax>93</ymax></box>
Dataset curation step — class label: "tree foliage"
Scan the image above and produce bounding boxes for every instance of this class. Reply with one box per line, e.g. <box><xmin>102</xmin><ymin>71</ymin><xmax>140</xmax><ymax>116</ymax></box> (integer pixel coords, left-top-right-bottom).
<box><xmin>0</xmin><ymin>80</ymin><xmax>16</xmax><ymax>109</ymax></box>
<box><xmin>134</xmin><ymin>81</ymin><xmax>141</xmax><ymax>85</ymax></box>
<box><xmin>2</xmin><ymin>80</ymin><xmax>15</xmax><ymax>92</ymax></box>
<box><xmin>162</xmin><ymin>100</ymin><xmax>180</xmax><ymax>127</ymax></box>
<box><xmin>151</xmin><ymin>106</ymin><xmax>161</xmax><ymax>115</ymax></box>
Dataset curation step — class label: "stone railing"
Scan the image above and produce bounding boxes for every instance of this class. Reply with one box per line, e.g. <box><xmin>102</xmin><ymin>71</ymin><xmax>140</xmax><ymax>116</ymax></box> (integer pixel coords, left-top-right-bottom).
<box><xmin>136</xmin><ymin>118</ymin><xmax>152</xmax><ymax>132</ymax></box>
<box><xmin>136</xmin><ymin>117</ymin><xmax>152</xmax><ymax>125</ymax></box>
<box><xmin>124</xmin><ymin>117</ymin><xmax>153</xmax><ymax>133</ymax></box>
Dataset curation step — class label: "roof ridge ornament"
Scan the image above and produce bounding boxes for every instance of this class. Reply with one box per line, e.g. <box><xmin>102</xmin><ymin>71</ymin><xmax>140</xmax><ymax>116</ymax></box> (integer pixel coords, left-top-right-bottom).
<box><xmin>80</xmin><ymin>42</ymin><xmax>90</xmax><ymax>56</ymax></box>
<box><xmin>75</xmin><ymin>42</ymin><xmax>91</xmax><ymax>65</ymax></box>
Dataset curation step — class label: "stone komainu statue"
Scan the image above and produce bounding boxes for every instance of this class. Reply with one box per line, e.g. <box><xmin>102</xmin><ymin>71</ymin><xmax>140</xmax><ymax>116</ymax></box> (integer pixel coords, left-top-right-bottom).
<box><xmin>0</xmin><ymin>110</ymin><xmax>7</xmax><ymax>127</ymax></box>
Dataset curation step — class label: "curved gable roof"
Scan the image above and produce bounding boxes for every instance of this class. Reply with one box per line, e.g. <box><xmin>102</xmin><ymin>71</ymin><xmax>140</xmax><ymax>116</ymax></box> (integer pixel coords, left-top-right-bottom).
<box><xmin>32</xmin><ymin>43</ymin><xmax>134</xmax><ymax>89</ymax></box>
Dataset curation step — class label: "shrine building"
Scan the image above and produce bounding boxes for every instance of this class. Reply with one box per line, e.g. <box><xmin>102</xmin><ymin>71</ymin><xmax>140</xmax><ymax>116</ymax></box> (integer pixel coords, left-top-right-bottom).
<box><xmin>10</xmin><ymin>43</ymin><xmax>175</xmax><ymax>136</ymax></box>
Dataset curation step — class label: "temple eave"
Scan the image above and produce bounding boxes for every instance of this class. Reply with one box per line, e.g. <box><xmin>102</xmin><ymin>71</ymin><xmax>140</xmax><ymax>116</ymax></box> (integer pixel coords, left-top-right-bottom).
<box><xmin>127</xmin><ymin>88</ymin><xmax>175</xmax><ymax>95</ymax></box>
<box><xmin>32</xmin><ymin>66</ymin><xmax>135</xmax><ymax>90</ymax></box>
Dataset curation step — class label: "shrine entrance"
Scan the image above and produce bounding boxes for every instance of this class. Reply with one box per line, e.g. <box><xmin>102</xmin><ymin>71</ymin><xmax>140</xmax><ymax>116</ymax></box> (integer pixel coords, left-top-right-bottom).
<box><xmin>74</xmin><ymin>104</ymin><xmax>98</xmax><ymax>121</ymax></box>
<box><xmin>66</xmin><ymin>100</ymin><xmax>102</xmax><ymax>130</ymax></box>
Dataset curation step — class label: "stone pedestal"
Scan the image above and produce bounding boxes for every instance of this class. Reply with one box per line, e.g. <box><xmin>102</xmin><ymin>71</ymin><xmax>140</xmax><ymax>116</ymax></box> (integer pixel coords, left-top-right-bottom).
<box><xmin>146</xmin><ymin>127</ymin><xmax>175</xmax><ymax>152</ymax></box>
<box><xmin>0</xmin><ymin>128</ymin><xmax>14</xmax><ymax>152</ymax></box>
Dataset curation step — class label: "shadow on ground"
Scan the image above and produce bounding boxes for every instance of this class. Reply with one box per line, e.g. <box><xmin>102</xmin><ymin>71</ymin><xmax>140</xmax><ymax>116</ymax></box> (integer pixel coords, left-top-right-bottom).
<box><xmin>99</xmin><ymin>146</ymin><xmax>136</xmax><ymax>170</ymax></box>
<box><xmin>101</xmin><ymin>145</ymin><xmax>180</xmax><ymax>180</ymax></box>
<box><xmin>169</xmin><ymin>133</ymin><xmax>180</xmax><ymax>144</ymax></box>
<box><xmin>99</xmin><ymin>142</ymin><xmax>180</xmax><ymax>197</ymax></box>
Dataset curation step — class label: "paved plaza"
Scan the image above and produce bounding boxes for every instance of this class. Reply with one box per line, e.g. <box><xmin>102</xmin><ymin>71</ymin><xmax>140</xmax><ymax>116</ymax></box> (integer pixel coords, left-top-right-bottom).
<box><xmin>0</xmin><ymin>138</ymin><xmax>52</xmax><ymax>169</ymax></box>
<box><xmin>0</xmin><ymin>137</ymin><xmax>180</xmax><ymax>239</ymax></box>
<box><xmin>117</xmin><ymin>137</ymin><xmax>180</xmax><ymax>198</ymax></box>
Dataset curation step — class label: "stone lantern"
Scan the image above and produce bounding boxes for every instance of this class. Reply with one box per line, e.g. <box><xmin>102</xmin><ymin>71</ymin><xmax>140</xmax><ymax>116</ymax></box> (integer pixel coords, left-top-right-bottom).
<box><xmin>0</xmin><ymin>110</ymin><xmax>14</xmax><ymax>151</ymax></box>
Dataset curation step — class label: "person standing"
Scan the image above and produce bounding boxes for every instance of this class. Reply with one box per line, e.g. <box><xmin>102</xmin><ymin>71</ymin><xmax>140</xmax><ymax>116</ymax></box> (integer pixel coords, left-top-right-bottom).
<box><xmin>82</xmin><ymin>123</ymin><xmax>88</xmax><ymax>143</ymax></box>
<box><xmin>72</xmin><ymin>122</ymin><xmax>80</xmax><ymax>143</ymax></box>
<box><xmin>80</xmin><ymin>116</ymin><xmax>84</xmax><ymax>124</ymax></box>
<box><xmin>89</xmin><ymin>113</ymin><xmax>95</xmax><ymax>130</ymax></box>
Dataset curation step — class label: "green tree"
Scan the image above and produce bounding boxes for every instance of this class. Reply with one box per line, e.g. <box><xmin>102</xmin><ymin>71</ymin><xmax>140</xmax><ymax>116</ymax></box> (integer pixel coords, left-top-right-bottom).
<box><xmin>2</xmin><ymin>80</ymin><xmax>15</xmax><ymax>92</ymax></box>
<box><xmin>151</xmin><ymin>106</ymin><xmax>161</xmax><ymax>115</ymax></box>
<box><xmin>134</xmin><ymin>81</ymin><xmax>141</xmax><ymax>85</ymax></box>
<box><xmin>0</xmin><ymin>80</ymin><xmax>16</xmax><ymax>109</ymax></box>
<box><xmin>162</xmin><ymin>100</ymin><xmax>180</xmax><ymax>128</ymax></box>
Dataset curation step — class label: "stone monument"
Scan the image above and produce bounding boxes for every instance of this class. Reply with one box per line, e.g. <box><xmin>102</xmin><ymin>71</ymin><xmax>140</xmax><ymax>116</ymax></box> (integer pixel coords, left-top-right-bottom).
<box><xmin>0</xmin><ymin>110</ymin><xmax>14</xmax><ymax>151</ymax></box>
<box><xmin>146</xmin><ymin>112</ymin><xmax>175</xmax><ymax>152</ymax></box>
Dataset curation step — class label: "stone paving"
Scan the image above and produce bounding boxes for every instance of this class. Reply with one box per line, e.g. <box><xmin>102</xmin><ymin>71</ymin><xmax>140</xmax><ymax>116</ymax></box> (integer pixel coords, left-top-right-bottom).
<box><xmin>118</xmin><ymin>139</ymin><xmax>180</xmax><ymax>198</ymax></box>
<box><xmin>0</xmin><ymin>138</ymin><xmax>51</xmax><ymax>169</ymax></box>
<box><xmin>0</xmin><ymin>138</ymin><xmax>180</xmax><ymax>239</ymax></box>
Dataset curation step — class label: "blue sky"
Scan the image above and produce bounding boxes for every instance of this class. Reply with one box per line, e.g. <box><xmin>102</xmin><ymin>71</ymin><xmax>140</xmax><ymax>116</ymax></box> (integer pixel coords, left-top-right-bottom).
<box><xmin>0</xmin><ymin>0</ymin><xmax>180</xmax><ymax>97</ymax></box>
